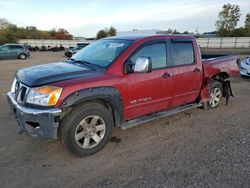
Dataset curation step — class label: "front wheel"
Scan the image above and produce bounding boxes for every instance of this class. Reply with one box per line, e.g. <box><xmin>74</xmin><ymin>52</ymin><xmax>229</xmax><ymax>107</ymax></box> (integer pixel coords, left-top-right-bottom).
<box><xmin>208</xmin><ymin>81</ymin><xmax>223</xmax><ymax>108</ymax></box>
<box><xmin>60</xmin><ymin>103</ymin><xmax>113</xmax><ymax>157</ymax></box>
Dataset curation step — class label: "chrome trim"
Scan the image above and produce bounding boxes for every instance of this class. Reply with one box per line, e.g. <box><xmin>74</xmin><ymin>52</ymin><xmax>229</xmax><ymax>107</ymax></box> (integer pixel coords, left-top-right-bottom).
<box><xmin>134</xmin><ymin>57</ymin><xmax>152</xmax><ymax>73</ymax></box>
<box><xmin>7</xmin><ymin>92</ymin><xmax>61</xmax><ymax>115</ymax></box>
<box><xmin>11</xmin><ymin>79</ymin><xmax>17</xmax><ymax>93</ymax></box>
<box><xmin>11</xmin><ymin>79</ymin><xmax>30</xmax><ymax>104</ymax></box>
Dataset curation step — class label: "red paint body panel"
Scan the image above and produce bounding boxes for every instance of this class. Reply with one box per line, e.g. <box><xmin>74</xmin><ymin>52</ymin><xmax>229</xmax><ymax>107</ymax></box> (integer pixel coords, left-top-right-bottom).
<box><xmin>52</xmin><ymin>35</ymin><xmax>239</xmax><ymax>121</ymax></box>
<box><xmin>203</xmin><ymin>56</ymin><xmax>239</xmax><ymax>78</ymax></box>
<box><xmin>200</xmin><ymin>55</ymin><xmax>239</xmax><ymax>101</ymax></box>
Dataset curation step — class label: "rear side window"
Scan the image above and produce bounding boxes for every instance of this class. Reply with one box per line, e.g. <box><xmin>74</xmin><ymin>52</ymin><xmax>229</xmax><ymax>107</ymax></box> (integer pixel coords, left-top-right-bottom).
<box><xmin>171</xmin><ymin>43</ymin><xmax>194</xmax><ymax>66</ymax></box>
<box><xmin>130</xmin><ymin>43</ymin><xmax>167</xmax><ymax>69</ymax></box>
<box><xmin>9</xmin><ymin>45</ymin><xmax>23</xmax><ymax>50</ymax></box>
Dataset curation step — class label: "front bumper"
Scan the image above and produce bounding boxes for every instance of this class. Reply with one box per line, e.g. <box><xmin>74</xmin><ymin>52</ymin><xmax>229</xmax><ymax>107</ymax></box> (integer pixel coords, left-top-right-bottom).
<box><xmin>240</xmin><ymin>69</ymin><xmax>250</xmax><ymax>77</ymax></box>
<box><xmin>7</xmin><ymin>92</ymin><xmax>62</xmax><ymax>139</ymax></box>
<box><xmin>240</xmin><ymin>62</ymin><xmax>250</xmax><ymax>77</ymax></box>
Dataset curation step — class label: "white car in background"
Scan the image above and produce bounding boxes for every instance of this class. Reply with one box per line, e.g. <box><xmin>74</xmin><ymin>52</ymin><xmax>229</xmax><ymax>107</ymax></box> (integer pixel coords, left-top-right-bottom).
<box><xmin>240</xmin><ymin>56</ymin><xmax>250</xmax><ymax>77</ymax></box>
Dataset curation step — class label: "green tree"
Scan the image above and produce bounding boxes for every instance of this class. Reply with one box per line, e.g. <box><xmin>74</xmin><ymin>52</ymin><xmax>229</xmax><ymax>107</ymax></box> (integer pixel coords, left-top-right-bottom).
<box><xmin>215</xmin><ymin>3</ymin><xmax>241</xmax><ymax>37</ymax></box>
<box><xmin>96</xmin><ymin>29</ymin><xmax>108</xmax><ymax>39</ymax></box>
<box><xmin>0</xmin><ymin>18</ymin><xmax>13</xmax><ymax>29</ymax></box>
<box><xmin>232</xmin><ymin>27</ymin><xmax>248</xmax><ymax>37</ymax></box>
<box><xmin>245</xmin><ymin>13</ymin><xmax>250</xmax><ymax>29</ymax></box>
<box><xmin>166</xmin><ymin>28</ymin><xmax>173</xmax><ymax>34</ymax></box>
<box><xmin>0</xmin><ymin>35</ymin><xmax>9</xmax><ymax>44</ymax></box>
<box><xmin>49</xmin><ymin>28</ymin><xmax>57</xmax><ymax>38</ymax></box>
<box><xmin>55</xmin><ymin>28</ymin><xmax>73</xmax><ymax>40</ymax></box>
<box><xmin>172</xmin><ymin>29</ymin><xmax>180</xmax><ymax>34</ymax></box>
<box><xmin>96</xmin><ymin>26</ymin><xmax>117</xmax><ymax>39</ymax></box>
<box><xmin>108</xmin><ymin>26</ymin><xmax>117</xmax><ymax>36</ymax></box>
<box><xmin>0</xmin><ymin>18</ymin><xmax>74</xmax><ymax>44</ymax></box>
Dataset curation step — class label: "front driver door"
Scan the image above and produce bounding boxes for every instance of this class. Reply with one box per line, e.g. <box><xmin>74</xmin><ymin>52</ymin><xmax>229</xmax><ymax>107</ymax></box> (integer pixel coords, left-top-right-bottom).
<box><xmin>123</xmin><ymin>41</ymin><xmax>172</xmax><ymax>120</ymax></box>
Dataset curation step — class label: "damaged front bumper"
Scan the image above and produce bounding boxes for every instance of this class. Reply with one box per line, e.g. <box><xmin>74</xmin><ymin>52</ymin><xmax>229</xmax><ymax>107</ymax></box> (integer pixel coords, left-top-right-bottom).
<box><xmin>7</xmin><ymin>92</ymin><xmax>62</xmax><ymax>139</ymax></box>
<box><xmin>240</xmin><ymin>68</ymin><xmax>250</xmax><ymax>77</ymax></box>
<box><xmin>240</xmin><ymin>61</ymin><xmax>250</xmax><ymax>77</ymax></box>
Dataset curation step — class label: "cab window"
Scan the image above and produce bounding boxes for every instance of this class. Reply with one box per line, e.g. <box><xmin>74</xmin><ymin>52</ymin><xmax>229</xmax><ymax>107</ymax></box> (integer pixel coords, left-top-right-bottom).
<box><xmin>9</xmin><ymin>45</ymin><xmax>23</xmax><ymax>50</ymax></box>
<box><xmin>171</xmin><ymin>42</ymin><xmax>195</xmax><ymax>66</ymax></box>
<box><xmin>130</xmin><ymin>43</ymin><xmax>167</xmax><ymax>69</ymax></box>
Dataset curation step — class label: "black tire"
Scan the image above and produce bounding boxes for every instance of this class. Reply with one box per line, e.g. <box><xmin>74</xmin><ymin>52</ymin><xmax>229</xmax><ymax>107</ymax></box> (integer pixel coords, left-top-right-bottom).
<box><xmin>18</xmin><ymin>53</ymin><xmax>27</xmax><ymax>60</ymax></box>
<box><xmin>60</xmin><ymin>103</ymin><xmax>113</xmax><ymax>157</ymax></box>
<box><xmin>236</xmin><ymin>59</ymin><xmax>241</xmax><ymax>68</ymax></box>
<box><xmin>65</xmin><ymin>52</ymin><xmax>73</xmax><ymax>58</ymax></box>
<box><xmin>208</xmin><ymin>81</ymin><xmax>223</xmax><ymax>109</ymax></box>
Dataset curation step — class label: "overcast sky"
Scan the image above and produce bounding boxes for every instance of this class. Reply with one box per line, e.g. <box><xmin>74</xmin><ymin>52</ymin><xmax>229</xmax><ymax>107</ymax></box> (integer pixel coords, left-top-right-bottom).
<box><xmin>0</xmin><ymin>0</ymin><xmax>250</xmax><ymax>37</ymax></box>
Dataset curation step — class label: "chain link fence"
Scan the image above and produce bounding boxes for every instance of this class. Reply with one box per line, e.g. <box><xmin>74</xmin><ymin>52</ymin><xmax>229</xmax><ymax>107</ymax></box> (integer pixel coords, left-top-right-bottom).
<box><xmin>18</xmin><ymin>37</ymin><xmax>250</xmax><ymax>49</ymax></box>
<box><xmin>18</xmin><ymin>39</ymin><xmax>94</xmax><ymax>48</ymax></box>
<box><xmin>197</xmin><ymin>37</ymin><xmax>250</xmax><ymax>48</ymax></box>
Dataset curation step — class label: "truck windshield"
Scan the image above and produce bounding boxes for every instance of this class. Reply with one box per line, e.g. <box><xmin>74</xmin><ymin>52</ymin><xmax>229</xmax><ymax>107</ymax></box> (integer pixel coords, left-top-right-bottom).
<box><xmin>72</xmin><ymin>39</ymin><xmax>132</xmax><ymax>68</ymax></box>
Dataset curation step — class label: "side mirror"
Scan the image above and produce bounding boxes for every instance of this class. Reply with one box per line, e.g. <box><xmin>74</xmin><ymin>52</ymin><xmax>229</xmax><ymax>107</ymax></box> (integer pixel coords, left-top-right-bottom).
<box><xmin>134</xmin><ymin>57</ymin><xmax>152</xmax><ymax>73</ymax></box>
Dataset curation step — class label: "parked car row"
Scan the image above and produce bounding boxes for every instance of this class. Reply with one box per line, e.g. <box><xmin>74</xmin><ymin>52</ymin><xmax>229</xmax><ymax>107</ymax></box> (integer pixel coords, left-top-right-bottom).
<box><xmin>29</xmin><ymin>45</ymin><xmax>65</xmax><ymax>52</ymax></box>
<box><xmin>0</xmin><ymin>42</ymin><xmax>90</xmax><ymax>60</ymax></box>
<box><xmin>64</xmin><ymin>43</ymin><xmax>89</xmax><ymax>57</ymax></box>
<box><xmin>0</xmin><ymin>41</ymin><xmax>248</xmax><ymax>81</ymax></box>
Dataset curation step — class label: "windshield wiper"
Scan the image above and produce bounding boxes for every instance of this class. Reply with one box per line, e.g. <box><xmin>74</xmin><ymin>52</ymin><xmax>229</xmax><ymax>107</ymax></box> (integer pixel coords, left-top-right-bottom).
<box><xmin>69</xmin><ymin>58</ymin><xmax>99</xmax><ymax>70</ymax></box>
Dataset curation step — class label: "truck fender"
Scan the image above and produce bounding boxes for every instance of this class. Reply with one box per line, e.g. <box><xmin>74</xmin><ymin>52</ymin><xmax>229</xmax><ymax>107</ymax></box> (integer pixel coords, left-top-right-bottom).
<box><xmin>200</xmin><ymin>76</ymin><xmax>234</xmax><ymax>108</ymax></box>
<box><xmin>60</xmin><ymin>87</ymin><xmax>123</xmax><ymax>126</ymax></box>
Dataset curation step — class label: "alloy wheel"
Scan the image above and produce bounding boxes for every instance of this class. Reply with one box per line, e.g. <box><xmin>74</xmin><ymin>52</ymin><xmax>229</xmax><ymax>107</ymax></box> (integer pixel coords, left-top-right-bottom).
<box><xmin>75</xmin><ymin>115</ymin><xmax>106</xmax><ymax>149</ymax></box>
<box><xmin>209</xmin><ymin>87</ymin><xmax>222</xmax><ymax>108</ymax></box>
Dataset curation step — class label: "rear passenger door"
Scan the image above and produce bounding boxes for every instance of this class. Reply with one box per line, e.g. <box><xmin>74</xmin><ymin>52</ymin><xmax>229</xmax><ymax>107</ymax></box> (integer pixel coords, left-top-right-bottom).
<box><xmin>169</xmin><ymin>38</ymin><xmax>203</xmax><ymax>107</ymax></box>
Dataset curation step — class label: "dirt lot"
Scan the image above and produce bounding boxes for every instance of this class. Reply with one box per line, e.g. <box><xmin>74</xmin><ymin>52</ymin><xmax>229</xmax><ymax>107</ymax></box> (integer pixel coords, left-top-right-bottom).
<box><xmin>0</xmin><ymin>52</ymin><xmax>249</xmax><ymax>188</ymax></box>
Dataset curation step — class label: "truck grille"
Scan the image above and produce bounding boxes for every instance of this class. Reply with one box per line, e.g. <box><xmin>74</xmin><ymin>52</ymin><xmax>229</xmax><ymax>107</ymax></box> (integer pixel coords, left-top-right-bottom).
<box><xmin>14</xmin><ymin>80</ymin><xmax>29</xmax><ymax>104</ymax></box>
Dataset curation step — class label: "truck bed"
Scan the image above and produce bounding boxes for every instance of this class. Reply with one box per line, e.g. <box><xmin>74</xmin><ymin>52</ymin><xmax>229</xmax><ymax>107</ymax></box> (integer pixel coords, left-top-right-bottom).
<box><xmin>201</xmin><ymin>54</ymin><xmax>229</xmax><ymax>60</ymax></box>
<box><xmin>202</xmin><ymin>54</ymin><xmax>239</xmax><ymax>78</ymax></box>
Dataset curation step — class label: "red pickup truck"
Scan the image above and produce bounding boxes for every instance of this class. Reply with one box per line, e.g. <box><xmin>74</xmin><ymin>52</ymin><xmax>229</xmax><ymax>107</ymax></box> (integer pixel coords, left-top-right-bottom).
<box><xmin>7</xmin><ymin>35</ymin><xmax>239</xmax><ymax>157</ymax></box>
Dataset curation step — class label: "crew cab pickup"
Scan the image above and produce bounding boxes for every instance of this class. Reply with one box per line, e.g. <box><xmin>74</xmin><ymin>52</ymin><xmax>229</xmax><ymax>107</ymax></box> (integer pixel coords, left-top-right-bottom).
<box><xmin>7</xmin><ymin>35</ymin><xmax>239</xmax><ymax>157</ymax></box>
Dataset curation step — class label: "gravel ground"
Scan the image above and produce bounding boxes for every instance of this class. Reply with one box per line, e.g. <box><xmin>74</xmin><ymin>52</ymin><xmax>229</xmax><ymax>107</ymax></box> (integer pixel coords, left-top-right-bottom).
<box><xmin>0</xmin><ymin>52</ymin><xmax>249</xmax><ymax>188</ymax></box>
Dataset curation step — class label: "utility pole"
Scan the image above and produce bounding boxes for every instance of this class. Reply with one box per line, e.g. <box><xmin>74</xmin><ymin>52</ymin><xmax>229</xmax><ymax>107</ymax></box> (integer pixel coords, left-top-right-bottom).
<box><xmin>195</xmin><ymin>27</ymin><xmax>199</xmax><ymax>35</ymax></box>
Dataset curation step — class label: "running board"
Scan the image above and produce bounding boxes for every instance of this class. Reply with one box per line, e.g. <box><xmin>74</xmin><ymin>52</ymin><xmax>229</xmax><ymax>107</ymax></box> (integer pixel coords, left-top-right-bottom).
<box><xmin>120</xmin><ymin>103</ymin><xmax>201</xmax><ymax>129</ymax></box>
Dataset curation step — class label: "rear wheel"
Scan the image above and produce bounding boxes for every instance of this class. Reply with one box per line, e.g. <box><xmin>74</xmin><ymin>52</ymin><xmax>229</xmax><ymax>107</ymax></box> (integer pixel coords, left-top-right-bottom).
<box><xmin>18</xmin><ymin>53</ymin><xmax>27</xmax><ymax>60</ymax></box>
<box><xmin>208</xmin><ymin>81</ymin><xmax>223</xmax><ymax>108</ymax></box>
<box><xmin>60</xmin><ymin>103</ymin><xmax>113</xmax><ymax>157</ymax></box>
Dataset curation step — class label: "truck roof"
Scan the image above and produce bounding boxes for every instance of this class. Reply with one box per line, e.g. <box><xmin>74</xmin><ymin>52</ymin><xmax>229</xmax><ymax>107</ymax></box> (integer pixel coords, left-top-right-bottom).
<box><xmin>106</xmin><ymin>34</ymin><xmax>195</xmax><ymax>41</ymax></box>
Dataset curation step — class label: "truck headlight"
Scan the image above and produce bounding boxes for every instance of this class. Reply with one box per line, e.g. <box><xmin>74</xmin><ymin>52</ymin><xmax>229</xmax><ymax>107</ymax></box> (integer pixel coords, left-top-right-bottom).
<box><xmin>26</xmin><ymin>86</ymin><xmax>63</xmax><ymax>106</ymax></box>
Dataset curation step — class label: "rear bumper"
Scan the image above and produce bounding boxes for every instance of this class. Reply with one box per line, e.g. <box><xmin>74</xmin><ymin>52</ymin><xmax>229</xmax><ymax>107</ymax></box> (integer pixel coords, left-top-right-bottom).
<box><xmin>64</xmin><ymin>51</ymin><xmax>73</xmax><ymax>57</ymax></box>
<box><xmin>7</xmin><ymin>92</ymin><xmax>62</xmax><ymax>139</ymax></box>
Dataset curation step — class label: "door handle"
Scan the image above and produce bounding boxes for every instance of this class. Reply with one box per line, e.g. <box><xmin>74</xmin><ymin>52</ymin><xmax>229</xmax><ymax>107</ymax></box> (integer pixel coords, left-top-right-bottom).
<box><xmin>193</xmin><ymin>68</ymin><xmax>200</xmax><ymax>73</ymax></box>
<box><xmin>162</xmin><ymin>72</ymin><xmax>171</xmax><ymax>78</ymax></box>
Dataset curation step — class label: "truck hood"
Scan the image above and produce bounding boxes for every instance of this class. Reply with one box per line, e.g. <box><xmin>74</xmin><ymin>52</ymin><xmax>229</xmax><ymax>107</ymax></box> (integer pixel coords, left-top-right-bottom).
<box><xmin>16</xmin><ymin>62</ymin><xmax>99</xmax><ymax>87</ymax></box>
